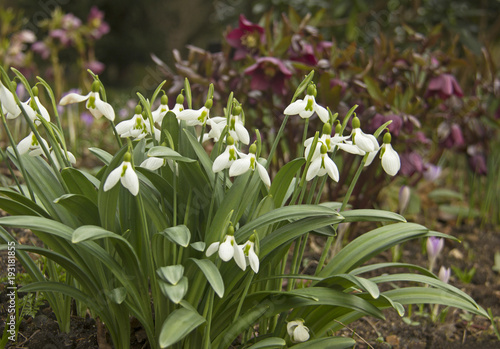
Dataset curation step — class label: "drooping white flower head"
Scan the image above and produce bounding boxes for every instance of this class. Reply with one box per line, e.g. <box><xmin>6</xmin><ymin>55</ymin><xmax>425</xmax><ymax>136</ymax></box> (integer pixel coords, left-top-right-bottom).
<box><xmin>212</xmin><ymin>136</ymin><xmax>241</xmax><ymax>172</ymax></box>
<box><xmin>177</xmin><ymin>98</ymin><xmax>212</xmax><ymax>126</ymax></box>
<box><xmin>306</xmin><ymin>143</ymin><xmax>339</xmax><ymax>182</ymax></box>
<box><xmin>59</xmin><ymin>80</ymin><xmax>115</xmax><ymax>121</ymax></box>
<box><xmin>103</xmin><ymin>152</ymin><xmax>139</xmax><ymax>196</ymax></box>
<box><xmin>50</xmin><ymin>148</ymin><xmax>76</xmax><ymax>170</ymax></box>
<box><xmin>206</xmin><ymin>225</ymin><xmax>246</xmax><ymax>270</ymax></box>
<box><xmin>229</xmin><ymin>143</ymin><xmax>271</xmax><ymax>187</ymax></box>
<box><xmin>284</xmin><ymin>83</ymin><xmax>329</xmax><ymax>123</ymax></box>
<box><xmin>287</xmin><ymin>319</ymin><xmax>310</xmax><ymax>343</ymax></box>
<box><xmin>115</xmin><ymin>105</ymin><xmax>161</xmax><ymax>142</ymax></box>
<box><xmin>169</xmin><ymin>93</ymin><xmax>185</xmax><ymax>118</ymax></box>
<box><xmin>140</xmin><ymin>156</ymin><xmax>166</xmax><ymax>171</ymax></box>
<box><xmin>17</xmin><ymin>131</ymin><xmax>49</xmax><ymax>156</ymax></box>
<box><xmin>0</xmin><ymin>80</ymin><xmax>21</xmax><ymax>118</ymax></box>
<box><xmin>202</xmin><ymin>116</ymin><xmax>226</xmax><ymax>143</ymax></box>
<box><xmin>380</xmin><ymin>132</ymin><xmax>400</xmax><ymax>176</ymax></box>
<box><xmin>240</xmin><ymin>235</ymin><xmax>259</xmax><ymax>273</ymax></box>
<box><xmin>227</xmin><ymin>105</ymin><xmax>250</xmax><ymax>145</ymax></box>
<box><xmin>351</xmin><ymin>116</ymin><xmax>379</xmax><ymax>153</ymax></box>
<box><xmin>151</xmin><ymin>94</ymin><xmax>169</xmax><ymax>123</ymax></box>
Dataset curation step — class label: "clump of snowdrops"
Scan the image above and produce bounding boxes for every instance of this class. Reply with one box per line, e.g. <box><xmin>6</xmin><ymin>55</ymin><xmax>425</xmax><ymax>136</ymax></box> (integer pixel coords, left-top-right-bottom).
<box><xmin>0</xmin><ymin>67</ymin><xmax>490</xmax><ymax>348</ymax></box>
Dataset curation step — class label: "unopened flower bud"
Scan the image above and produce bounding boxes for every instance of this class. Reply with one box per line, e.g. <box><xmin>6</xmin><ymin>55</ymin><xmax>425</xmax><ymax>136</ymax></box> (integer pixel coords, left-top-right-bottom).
<box><xmin>91</xmin><ymin>80</ymin><xmax>100</xmax><ymax>93</ymax></box>
<box><xmin>135</xmin><ymin>105</ymin><xmax>142</xmax><ymax>115</ymax></box>
<box><xmin>205</xmin><ymin>99</ymin><xmax>213</xmax><ymax>109</ymax></box>
<box><xmin>249</xmin><ymin>143</ymin><xmax>257</xmax><ymax>154</ymax></box>
<box><xmin>160</xmin><ymin>94</ymin><xmax>168</xmax><ymax>105</ymax></box>
<box><xmin>123</xmin><ymin>152</ymin><xmax>132</xmax><ymax>162</ymax></box>
<box><xmin>233</xmin><ymin>105</ymin><xmax>242</xmax><ymax>115</ymax></box>
<box><xmin>352</xmin><ymin>115</ymin><xmax>360</xmax><ymax>129</ymax></box>
<box><xmin>322</xmin><ymin>122</ymin><xmax>332</xmax><ymax>136</ymax></box>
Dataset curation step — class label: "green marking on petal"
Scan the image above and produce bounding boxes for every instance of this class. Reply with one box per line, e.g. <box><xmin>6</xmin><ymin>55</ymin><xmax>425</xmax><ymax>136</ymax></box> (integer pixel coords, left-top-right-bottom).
<box><xmin>121</xmin><ymin>164</ymin><xmax>128</xmax><ymax>177</ymax></box>
<box><xmin>88</xmin><ymin>96</ymin><xmax>96</xmax><ymax>109</ymax></box>
<box><xmin>229</xmin><ymin>148</ymin><xmax>236</xmax><ymax>161</ymax></box>
<box><xmin>198</xmin><ymin>110</ymin><xmax>207</xmax><ymax>123</ymax></box>
<box><xmin>250</xmin><ymin>156</ymin><xmax>255</xmax><ymax>170</ymax></box>
<box><xmin>320</xmin><ymin>157</ymin><xmax>326</xmax><ymax>169</ymax></box>
<box><xmin>305</xmin><ymin>98</ymin><xmax>314</xmax><ymax>111</ymax></box>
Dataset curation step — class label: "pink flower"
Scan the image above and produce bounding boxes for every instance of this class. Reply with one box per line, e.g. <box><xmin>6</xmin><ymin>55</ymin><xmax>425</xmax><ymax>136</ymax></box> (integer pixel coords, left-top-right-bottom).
<box><xmin>289</xmin><ymin>35</ymin><xmax>317</xmax><ymax>66</ymax></box>
<box><xmin>226</xmin><ymin>14</ymin><xmax>265</xmax><ymax>60</ymax></box>
<box><xmin>439</xmin><ymin>123</ymin><xmax>465</xmax><ymax>148</ymax></box>
<box><xmin>50</xmin><ymin>29</ymin><xmax>71</xmax><ymax>46</ymax></box>
<box><xmin>426</xmin><ymin>74</ymin><xmax>463</xmax><ymax>100</ymax></box>
<box><xmin>244</xmin><ymin>57</ymin><xmax>292</xmax><ymax>95</ymax></box>
<box><xmin>400</xmin><ymin>151</ymin><xmax>424</xmax><ymax>176</ymax></box>
<box><xmin>85</xmin><ymin>60</ymin><xmax>105</xmax><ymax>75</ymax></box>
<box><xmin>369</xmin><ymin>114</ymin><xmax>403</xmax><ymax>137</ymax></box>
<box><xmin>87</xmin><ymin>6</ymin><xmax>110</xmax><ymax>39</ymax></box>
<box><xmin>31</xmin><ymin>41</ymin><xmax>50</xmax><ymax>59</ymax></box>
<box><xmin>61</xmin><ymin>13</ymin><xmax>82</xmax><ymax>30</ymax></box>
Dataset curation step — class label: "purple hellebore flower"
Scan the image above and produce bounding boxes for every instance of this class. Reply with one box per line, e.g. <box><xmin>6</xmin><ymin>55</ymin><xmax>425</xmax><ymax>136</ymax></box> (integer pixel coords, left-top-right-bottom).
<box><xmin>427</xmin><ymin>237</ymin><xmax>444</xmax><ymax>262</ymax></box>
<box><xmin>31</xmin><ymin>41</ymin><xmax>50</xmax><ymax>59</ymax></box>
<box><xmin>369</xmin><ymin>113</ymin><xmax>403</xmax><ymax>137</ymax></box>
<box><xmin>289</xmin><ymin>35</ymin><xmax>318</xmax><ymax>66</ymax></box>
<box><xmin>439</xmin><ymin>123</ymin><xmax>465</xmax><ymax>149</ymax></box>
<box><xmin>87</xmin><ymin>6</ymin><xmax>110</xmax><ymax>39</ymax></box>
<box><xmin>399</xmin><ymin>151</ymin><xmax>424</xmax><ymax>176</ymax></box>
<box><xmin>468</xmin><ymin>153</ymin><xmax>487</xmax><ymax>175</ymax></box>
<box><xmin>244</xmin><ymin>57</ymin><xmax>293</xmax><ymax>95</ymax></box>
<box><xmin>438</xmin><ymin>266</ymin><xmax>451</xmax><ymax>284</ymax></box>
<box><xmin>426</xmin><ymin>73</ymin><xmax>464</xmax><ymax>100</ymax></box>
<box><xmin>85</xmin><ymin>60</ymin><xmax>105</xmax><ymax>75</ymax></box>
<box><xmin>226</xmin><ymin>14</ymin><xmax>265</xmax><ymax>60</ymax></box>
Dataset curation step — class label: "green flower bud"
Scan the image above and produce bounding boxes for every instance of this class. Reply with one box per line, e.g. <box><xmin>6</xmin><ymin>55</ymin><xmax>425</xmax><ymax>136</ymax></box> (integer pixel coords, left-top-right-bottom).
<box><xmin>123</xmin><ymin>152</ymin><xmax>132</xmax><ymax>162</ymax></box>
<box><xmin>176</xmin><ymin>94</ymin><xmax>184</xmax><ymax>104</ymax></box>
<box><xmin>32</xmin><ymin>86</ymin><xmax>39</xmax><ymax>97</ymax></box>
<box><xmin>320</xmin><ymin>144</ymin><xmax>328</xmax><ymax>154</ymax></box>
<box><xmin>233</xmin><ymin>105</ymin><xmax>242</xmax><ymax>115</ymax></box>
<box><xmin>226</xmin><ymin>224</ymin><xmax>235</xmax><ymax>236</ymax></box>
<box><xmin>161</xmin><ymin>94</ymin><xmax>168</xmax><ymax>105</ymax></box>
<box><xmin>226</xmin><ymin>135</ymin><xmax>235</xmax><ymax>145</ymax></box>
<box><xmin>322</xmin><ymin>122</ymin><xmax>332</xmax><ymax>135</ymax></box>
<box><xmin>205</xmin><ymin>98</ymin><xmax>213</xmax><ymax>109</ymax></box>
<box><xmin>335</xmin><ymin>121</ymin><xmax>341</xmax><ymax>135</ymax></box>
<box><xmin>383</xmin><ymin>132</ymin><xmax>392</xmax><ymax>144</ymax></box>
<box><xmin>352</xmin><ymin>115</ymin><xmax>360</xmax><ymax>129</ymax></box>
<box><xmin>91</xmin><ymin>80</ymin><xmax>100</xmax><ymax>93</ymax></box>
<box><xmin>135</xmin><ymin>105</ymin><xmax>142</xmax><ymax>115</ymax></box>
<box><xmin>306</xmin><ymin>83</ymin><xmax>317</xmax><ymax>96</ymax></box>
<box><xmin>249</xmin><ymin>143</ymin><xmax>257</xmax><ymax>154</ymax></box>
<box><xmin>249</xmin><ymin>234</ymin><xmax>256</xmax><ymax>243</ymax></box>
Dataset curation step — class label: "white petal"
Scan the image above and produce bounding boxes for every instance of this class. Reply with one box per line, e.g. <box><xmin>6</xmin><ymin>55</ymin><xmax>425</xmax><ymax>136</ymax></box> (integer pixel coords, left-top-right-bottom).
<box><xmin>287</xmin><ymin>321</ymin><xmax>299</xmax><ymax>336</ymax></box>
<box><xmin>337</xmin><ymin>142</ymin><xmax>365</xmax><ymax>155</ymax></box>
<box><xmin>381</xmin><ymin>144</ymin><xmax>400</xmax><ymax>176</ymax></box>
<box><xmin>325</xmin><ymin>158</ymin><xmax>339</xmax><ymax>182</ymax></box>
<box><xmin>352</xmin><ymin>129</ymin><xmax>376</xmax><ymax>153</ymax></box>
<box><xmin>115</xmin><ymin>117</ymin><xmax>136</xmax><ymax>135</ymax></box>
<box><xmin>206</xmin><ymin>242</ymin><xmax>220</xmax><ymax>257</ymax></box>
<box><xmin>284</xmin><ymin>99</ymin><xmax>306</xmax><ymax>115</ymax></box>
<box><xmin>121</xmin><ymin>163</ymin><xmax>139</xmax><ymax>195</ymax></box>
<box><xmin>229</xmin><ymin>157</ymin><xmax>251</xmax><ymax>177</ymax></box>
<box><xmin>233</xmin><ymin>243</ymin><xmax>247</xmax><ymax>271</ymax></box>
<box><xmin>59</xmin><ymin>92</ymin><xmax>90</xmax><ymax>105</ymax></box>
<box><xmin>95</xmin><ymin>97</ymin><xmax>115</xmax><ymax>121</ymax></box>
<box><xmin>17</xmin><ymin>132</ymin><xmax>34</xmax><ymax>155</ymax></box>
<box><xmin>140</xmin><ymin>157</ymin><xmax>165</xmax><ymax>171</ymax></box>
<box><xmin>366</xmin><ymin>133</ymin><xmax>380</xmax><ymax>151</ymax></box>
<box><xmin>298</xmin><ymin>109</ymin><xmax>314</xmax><ymax>119</ymax></box>
<box><xmin>364</xmin><ymin>150</ymin><xmax>378</xmax><ymax>167</ymax></box>
<box><xmin>314</xmin><ymin>104</ymin><xmax>329</xmax><ymax>123</ymax></box>
<box><xmin>103</xmin><ymin>165</ymin><xmax>122</xmax><ymax>191</ymax></box>
<box><xmin>306</xmin><ymin>158</ymin><xmax>321</xmax><ymax>181</ymax></box>
<box><xmin>213</xmin><ymin>151</ymin><xmax>231</xmax><ymax>173</ymax></box>
<box><xmin>256</xmin><ymin>162</ymin><xmax>271</xmax><ymax>187</ymax></box>
<box><xmin>248</xmin><ymin>249</ymin><xmax>259</xmax><ymax>273</ymax></box>
<box><xmin>292</xmin><ymin>325</ymin><xmax>310</xmax><ymax>343</ymax></box>
<box><xmin>34</xmin><ymin>97</ymin><xmax>50</xmax><ymax>122</ymax></box>
<box><xmin>219</xmin><ymin>237</ymin><xmax>234</xmax><ymax>261</ymax></box>
<box><xmin>235</xmin><ymin>123</ymin><xmax>250</xmax><ymax>145</ymax></box>
<box><xmin>0</xmin><ymin>82</ymin><xmax>21</xmax><ymax>117</ymax></box>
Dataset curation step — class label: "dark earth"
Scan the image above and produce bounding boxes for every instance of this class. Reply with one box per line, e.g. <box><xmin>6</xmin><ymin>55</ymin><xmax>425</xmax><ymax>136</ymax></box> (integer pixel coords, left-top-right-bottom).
<box><xmin>1</xmin><ymin>212</ymin><xmax>499</xmax><ymax>348</ymax></box>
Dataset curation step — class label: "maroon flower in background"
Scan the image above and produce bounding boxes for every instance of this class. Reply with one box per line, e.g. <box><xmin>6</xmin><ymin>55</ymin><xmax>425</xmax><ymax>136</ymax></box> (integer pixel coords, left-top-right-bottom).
<box><xmin>226</xmin><ymin>14</ymin><xmax>265</xmax><ymax>60</ymax></box>
<box><xmin>426</xmin><ymin>73</ymin><xmax>463</xmax><ymax>100</ymax></box>
<box><xmin>369</xmin><ymin>113</ymin><xmax>403</xmax><ymax>136</ymax></box>
<box><xmin>400</xmin><ymin>151</ymin><xmax>424</xmax><ymax>176</ymax></box>
<box><xmin>244</xmin><ymin>57</ymin><xmax>292</xmax><ymax>95</ymax></box>
<box><xmin>467</xmin><ymin>145</ymin><xmax>487</xmax><ymax>175</ymax></box>
<box><xmin>289</xmin><ymin>35</ymin><xmax>318</xmax><ymax>66</ymax></box>
<box><xmin>439</xmin><ymin>123</ymin><xmax>465</xmax><ymax>148</ymax></box>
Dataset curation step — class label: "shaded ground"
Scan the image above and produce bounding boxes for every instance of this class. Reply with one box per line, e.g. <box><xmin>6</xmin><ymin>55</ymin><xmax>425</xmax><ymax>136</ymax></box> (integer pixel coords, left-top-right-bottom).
<box><xmin>1</xmin><ymin>214</ymin><xmax>499</xmax><ymax>348</ymax></box>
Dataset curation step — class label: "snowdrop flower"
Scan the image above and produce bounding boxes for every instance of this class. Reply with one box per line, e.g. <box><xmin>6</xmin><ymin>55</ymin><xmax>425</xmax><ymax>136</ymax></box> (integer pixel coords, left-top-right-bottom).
<box><xmin>103</xmin><ymin>152</ymin><xmax>139</xmax><ymax>196</ymax></box>
<box><xmin>201</xmin><ymin>116</ymin><xmax>226</xmax><ymax>143</ymax></box>
<box><xmin>287</xmin><ymin>319</ymin><xmax>310</xmax><ymax>343</ymax></box>
<box><xmin>17</xmin><ymin>131</ymin><xmax>49</xmax><ymax>156</ymax></box>
<box><xmin>115</xmin><ymin>105</ymin><xmax>161</xmax><ymax>142</ymax></box>
<box><xmin>351</xmin><ymin>116</ymin><xmax>379</xmax><ymax>153</ymax></box>
<box><xmin>59</xmin><ymin>80</ymin><xmax>115</xmax><ymax>121</ymax></box>
<box><xmin>20</xmin><ymin>86</ymin><xmax>51</xmax><ymax>125</ymax></box>
<box><xmin>226</xmin><ymin>105</ymin><xmax>250</xmax><ymax>144</ymax></box>
<box><xmin>0</xmin><ymin>80</ymin><xmax>21</xmax><ymax>118</ymax></box>
<box><xmin>379</xmin><ymin>132</ymin><xmax>401</xmax><ymax>176</ymax></box>
<box><xmin>151</xmin><ymin>94</ymin><xmax>169</xmax><ymax>123</ymax></box>
<box><xmin>284</xmin><ymin>83</ymin><xmax>329</xmax><ymax>123</ymax></box>
<box><xmin>438</xmin><ymin>266</ymin><xmax>451</xmax><ymax>284</ymax></box>
<box><xmin>50</xmin><ymin>148</ymin><xmax>76</xmax><ymax>170</ymax></box>
<box><xmin>213</xmin><ymin>136</ymin><xmax>241</xmax><ymax>172</ymax></box>
<box><xmin>240</xmin><ymin>235</ymin><xmax>259</xmax><ymax>273</ymax></box>
<box><xmin>206</xmin><ymin>225</ymin><xmax>246</xmax><ymax>270</ymax></box>
<box><xmin>304</xmin><ymin>123</ymin><xmax>350</xmax><ymax>157</ymax></box>
<box><xmin>177</xmin><ymin>98</ymin><xmax>212</xmax><ymax>126</ymax></box>
<box><xmin>229</xmin><ymin>143</ymin><xmax>271</xmax><ymax>187</ymax></box>
<box><xmin>170</xmin><ymin>93</ymin><xmax>185</xmax><ymax>117</ymax></box>
<box><xmin>306</xmin><ymin>143</ymin><xmax>339</xmax><ymax>182</ymax></box>
<box><xmin>140</xmin><ymin>157</ymin><xmax>165</xmax><ymax>171</ymax></box>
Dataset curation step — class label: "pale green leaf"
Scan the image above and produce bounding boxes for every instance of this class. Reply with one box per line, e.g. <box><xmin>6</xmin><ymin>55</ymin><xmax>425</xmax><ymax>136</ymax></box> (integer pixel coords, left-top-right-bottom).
<box><xmin>159</xmin><ymin>307</ymin><xmax>205</xmax><ymax>348</ymax></box>
<box><xmin>157</xmin><ymin>265</ymin><xmax>184</xmax><ymax>285</ymax></box>
<box><xmin>190</xmin><ymin>258</ymin><xmax>224</xmax><ymax>298</ymax></box>
<box><xmin>157</xmin><ymin>225</ymin><xmax>191</xmax><ymax>247</ymax></box>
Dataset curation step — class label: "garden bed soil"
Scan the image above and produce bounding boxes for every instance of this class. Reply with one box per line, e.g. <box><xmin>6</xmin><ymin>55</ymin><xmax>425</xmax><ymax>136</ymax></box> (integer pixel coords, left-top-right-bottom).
<box><xmin>1</xmin><ymin>217</ymin><xmax>499</xmax><ymax>348</ymax></box>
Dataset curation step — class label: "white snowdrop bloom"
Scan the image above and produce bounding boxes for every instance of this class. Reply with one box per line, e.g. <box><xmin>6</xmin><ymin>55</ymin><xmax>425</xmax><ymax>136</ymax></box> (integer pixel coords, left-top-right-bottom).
<box><xmin>0</xmin><ymin>80</ymin><xmax>21</xmax><ymax>118</ymax></box>
<box><xmin>140</xmin><ymin>157</ymin><xmax>165</xmax><ymax>171</ymax></box>
<box><xmin>206</xmin><ymin>225</ymin><xmax>246</xmax><ymax>271</ymax></box>
<box><xmin>306</xmin><ymin>143</ymin><xmax>339</xmax><ymax>182</ymax></box>
<box><xmin>59</xmin><ymin>81</ymin><xmax>115</xmax><ymax>121</ymax></box>
<box><xmin>337</xmin><ymin>140</ymin><xmax>366</xmax><ymax>155</ymax></box>
<box><xmin>229</xmin><ymin>144</ymin><xmax>271</xmax><ymax>187</ymax></box>
<box><xmin>17</xmin><ymin>132</ymin><xmax>49</xmax><ymax>156</ymax></box>
<box><xmin>350</xmin><ymin>116</ymin><xmax>379</xmax><ymax>153</ymax></box>
<box><xmin>103</xmin><ymin>153</ymin><xmax>139</xmax><ymax>196</ymax></box>
<box><xmin>50</xmin><ymin>148</ymin><xmax>76</xmax><ymax>170</ymax></box>
<box><xmin>284</xmin><ymin>83</ymin><xmax>329</xmax><ymax>123</ymax></box>
<box><xmin>287</xmin><ymin>319</ymin><xmax>310</xmax><ymax>343</ymax></box>
<box><xmin>177</xmin><ymin>99</ymin><xmax>212</xmax><ymax>126</ymax></box>
<box><xmin>115</xmin><ymin>106</ymin><xmax>161</xmax><ymax>142</ymax></box>
<box><xmin>202</xmin><ymin>116</ymin><xmax>226</xmax><ymax>143</ymax></box>
<box><xmin>151</xmin><ymin>95</ymin><xmax>169</xmax><ymax>123</ymax></box>
<box><xmin>240</xmin><ymin>237</ymin><xmax>259</xmax><ymax>273</ymax></box>
<box><xmin>380</xmin><ymin>133</ymin><xmax>400</xmax><ymax>176</ymax></box>
<box><xmin>221</xmin><ymin>105</ymin><xmax>250</xmax><ymax>145</ymax></box>
<box><xmin>212</xmin><ymin>136</ymin><xmax>241</xmax><ymax>172</ymax></box>
<box><xmin>169</xmin><ymin>93</ymin><xmax>185</xmax><ymax>117</ymax></box>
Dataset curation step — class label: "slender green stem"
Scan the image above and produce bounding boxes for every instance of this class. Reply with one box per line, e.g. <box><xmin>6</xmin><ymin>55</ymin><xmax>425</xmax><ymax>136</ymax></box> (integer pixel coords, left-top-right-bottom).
<box><xmin>203</xmin><ymin>288</ymin><xmax>215</xmax><ymax>349</ymax></box>
<box><xmin>233</xmin><ymin>273</ymin><xmax>254</xmax><ymax>321</ymax></box>
<box><xmin>173</xmin><ymin>160</ymin><xmax>177</xmax><ymax>226</ymax></box>
<box><xmin>265</xmin><ymin>115</ymin><xmax>289</xmax><ymax>170</ymax></box>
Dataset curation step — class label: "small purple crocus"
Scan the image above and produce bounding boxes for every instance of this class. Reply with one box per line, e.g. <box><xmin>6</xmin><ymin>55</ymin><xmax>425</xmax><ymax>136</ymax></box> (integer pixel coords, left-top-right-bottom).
<box><xmin>427</xmin><ymin>237</ymin><xmax>444</xmax><ymax>262</ymax></box>
<box><xmin>438</xmin><ymin>266</ymin><xmax>451</xmax><ymax>284</ymax></box>
<box><xmin>244</xmin><ymin>57</ymin><xmax>293</xmax><ymax>95</ymax></box>
<box><xmin>426</xmin><ymin>73</ymin><xmax>464</xmax><ymax>100</ymax></box>
<box><xmin>423</xmin><ymin>164</ymin><xmax>442</xmax><ymax>182</ymax></box>
<box><xmin>226</xmin><ymin>14</ymin><xmax>265</xmax><ymax>60</ymax></box>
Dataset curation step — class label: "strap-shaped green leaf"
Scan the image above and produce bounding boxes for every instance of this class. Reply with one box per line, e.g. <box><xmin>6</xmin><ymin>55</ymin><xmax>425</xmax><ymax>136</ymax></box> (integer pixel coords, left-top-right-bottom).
<box><xmin>190</xmin><ymin>258</ymin><xmax>224</xmax><ymax>298</ymax></box>
<box><xmin>290</xmin><ymin>337</ymin><xmax>355</xmax><ymax>349</ymax></box>
<box><xmin>54</xmin><ymin>194</ymin><xmax>100</xmax><ymax>225</ymax></box>
<box><xmin>159</xmin><ymin>306</ymin><xmax>205</xmax><ymax>348</ymax></box>
<box><xmin>157</xmin><ymin>225</ymin><xmax>191</xmax><ymax>247</ymax></box>
<box><xmin>245</xmin><ymin>337</ymin><xmax>286</xmax><ymax>348</ymax></box>
<box><xmin>340</xmin><ymin>209</ymin><xmax>406</xmax><ymax>223</ymax></box>
<box><xmin>269</xmin><ymin>158</ymin><xmax>306</xmax><ymax>207</ymax></box>
<box><xmin>148</xmin><ymin>145</ymin><xmax>196</xmax><ymax>162</ymax></box>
